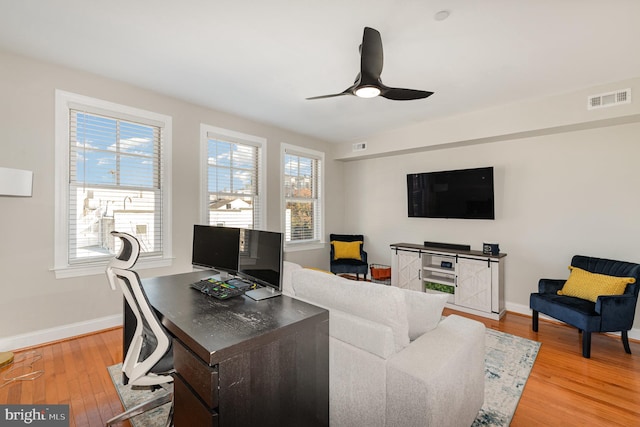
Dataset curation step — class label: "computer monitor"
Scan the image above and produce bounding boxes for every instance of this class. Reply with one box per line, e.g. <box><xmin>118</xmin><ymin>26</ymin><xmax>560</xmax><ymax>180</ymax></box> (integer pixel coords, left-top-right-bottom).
<box><xmin>191</xmin><ymin>225</ymin><xmax>240</xmax><ymax>275</ymax></box>
<box><xmin>238</xmin><ymin>229</ymin><xmax>284</xmax><ymax>300</ymax></box>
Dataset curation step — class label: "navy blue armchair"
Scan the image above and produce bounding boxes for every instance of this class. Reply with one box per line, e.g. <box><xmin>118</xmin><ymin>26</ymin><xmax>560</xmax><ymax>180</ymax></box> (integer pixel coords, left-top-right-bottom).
<box><xmin>329</xmin><ymin>234</ymin><xmax>368</xmax><ymax>280</ymax></box>
<box><xmin>530</xmin><ymin>255</ymin><xmax>640</xmax><ymax>358</ymax></box>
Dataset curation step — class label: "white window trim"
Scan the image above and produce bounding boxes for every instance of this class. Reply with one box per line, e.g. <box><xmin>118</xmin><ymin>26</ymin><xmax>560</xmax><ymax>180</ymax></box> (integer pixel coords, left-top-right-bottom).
<box><xmin>280</xmin><ymin>143</ymin><xmax>325</xmax><ymax>252</ymax></box>
<box><xmin>53</xmin><ymin>90</ymin><xmax>173</xmax><ymax>278</ymax></box>
<box><xmin>199</xmin><ymin>124</ymin><xmax>267</xmax><ymax>228</ymax></box>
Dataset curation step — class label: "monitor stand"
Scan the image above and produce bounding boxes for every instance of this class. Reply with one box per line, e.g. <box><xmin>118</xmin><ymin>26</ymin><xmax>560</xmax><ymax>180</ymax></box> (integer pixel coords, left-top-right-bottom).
<box><xmin>245</xmin><ymin>286</ymin><xmax>282</xmax><ymax>301</ymax></box>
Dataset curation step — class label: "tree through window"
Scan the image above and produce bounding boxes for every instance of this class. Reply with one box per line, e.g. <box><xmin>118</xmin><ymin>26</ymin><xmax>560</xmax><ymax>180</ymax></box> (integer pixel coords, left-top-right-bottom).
<box><xmin>283</xmin><ymin>146</ymin><xmax>323</xmax><ymax>244</ymax></box>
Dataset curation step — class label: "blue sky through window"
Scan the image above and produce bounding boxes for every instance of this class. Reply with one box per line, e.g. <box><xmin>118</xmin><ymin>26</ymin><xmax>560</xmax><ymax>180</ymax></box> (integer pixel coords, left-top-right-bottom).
<box><xmin>207</xmin><ymin>139</ymin><xmax>256</xmax><ymax>194</ymax></box>
<box><xmin>74</xmin><ymin>112</ymin><xmax>157</xmax><ymax>188</ymax></box>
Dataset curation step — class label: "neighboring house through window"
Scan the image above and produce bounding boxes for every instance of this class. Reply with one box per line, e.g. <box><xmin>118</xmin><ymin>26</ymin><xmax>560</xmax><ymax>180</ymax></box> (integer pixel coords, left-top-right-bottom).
<box><xmin>200</xmin><ymin>124</ymin><xmax>265</xmax><ymax>229</ymax></box>
<box><xmin>54</xmin><ymin>90</ymin><xmax>172</xmax><ymax>278</ymax></box>
<box><xmin>281</xmin><ymin>144</ymin><xmax>324</xmax><ymax>250</ymax></box>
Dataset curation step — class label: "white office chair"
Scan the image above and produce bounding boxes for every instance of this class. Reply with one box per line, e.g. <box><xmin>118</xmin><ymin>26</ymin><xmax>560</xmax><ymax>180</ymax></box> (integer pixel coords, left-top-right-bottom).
<box><xmin>105</xmin><ymin>231</ymin><xmax>174</xmax><ymax>426</ymax></box>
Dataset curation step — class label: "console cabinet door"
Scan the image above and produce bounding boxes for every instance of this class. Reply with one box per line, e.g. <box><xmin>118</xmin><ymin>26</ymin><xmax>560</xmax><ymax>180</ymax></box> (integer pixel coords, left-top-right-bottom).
<box><xmin>455</xmin><ymin>257</ymin><xmax>492</xmax><ymax>312</ymax></box>
<box><xmin>391</xmin><ymin>249</ymin><xmax>422</xmax><ymax>291</ymax></box>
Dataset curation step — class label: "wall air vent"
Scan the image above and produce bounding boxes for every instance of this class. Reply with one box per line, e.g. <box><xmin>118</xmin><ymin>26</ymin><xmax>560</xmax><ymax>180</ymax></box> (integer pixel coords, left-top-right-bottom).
<box><xmin>352</xmin><ymin>142</ymin><xmax>367</xmax><ymax>152</ymax></box>
<box><xmin>587</xmin><ymin>88</ymin><xmax>631</xmax><ymax>110</ymax></box>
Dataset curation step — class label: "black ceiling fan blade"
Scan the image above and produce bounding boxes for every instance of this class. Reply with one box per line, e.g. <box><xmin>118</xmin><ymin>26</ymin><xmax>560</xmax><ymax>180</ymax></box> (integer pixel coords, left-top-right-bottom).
<box><xmin>306</xmin><ymin>82</ymin><xmax>358</xmax><ymax>100</ymax></box>
<box><xmin>306</xmin><ymin>92</ymin><xmax>351</xmax><ymax>100</ymax></box>
<box><xmin>380</xmin><ymin>87</ymin><xmax>434</xmax><ymax>101</ymax></box>
<box><xmin>360</xmin><ymin>27</ymin><xmax>383</xmax><ymax>81</ymax></box>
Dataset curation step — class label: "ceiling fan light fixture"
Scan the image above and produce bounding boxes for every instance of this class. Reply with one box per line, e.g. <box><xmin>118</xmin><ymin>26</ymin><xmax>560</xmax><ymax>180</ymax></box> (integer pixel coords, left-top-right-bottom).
<box><xmin>355</xmin><ymin>86</ymin><xmax>381</xmax><ymax>98</ymax></box>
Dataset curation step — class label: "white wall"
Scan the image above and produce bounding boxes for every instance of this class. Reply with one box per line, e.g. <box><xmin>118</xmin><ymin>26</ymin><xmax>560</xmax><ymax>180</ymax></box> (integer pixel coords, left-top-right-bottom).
<box><xmin>2</xmin><ymin>46</ymin><xmax>639</xmax><ymax>348</ymax></box>
<box><xmin>342</xmin><ymin>122</ymin><xmax>640</xmax><ymax>330</ymax></box>
<box><xmin>334</xmin><ymin>77</ymin><xmax>640</xmax><ymax>161</ymax></box>
<box><xmin>0</xmin><ymin>50</ymin><xmax>341</xmax><ymax>349</ymax></box>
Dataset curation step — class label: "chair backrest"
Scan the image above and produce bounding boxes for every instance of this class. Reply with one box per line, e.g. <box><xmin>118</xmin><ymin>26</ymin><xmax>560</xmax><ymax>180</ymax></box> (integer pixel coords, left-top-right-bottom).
<box><xmin>106</xmin><ymin>231</ymin><xmax>172</xmax><ymax>386</ymax></box>
<box><xmin>571</xmin><ymin>255</ymin><xmax>640</xmax><ymax>298</ymax></box>
<box><xmin>329</xmin><ymin>234</ymin><xmax>365</xmax><ymax>259</ymax></box>
<box><xmin>330</xmin><ymin>234</ymin><xmax>364</xmax><ymax>243</ymax></box>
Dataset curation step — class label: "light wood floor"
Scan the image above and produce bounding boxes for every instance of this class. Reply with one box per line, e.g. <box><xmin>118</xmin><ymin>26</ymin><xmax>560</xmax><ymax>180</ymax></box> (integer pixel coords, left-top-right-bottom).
<box><xmin>2</xmin><ymin>311</ymin><xmax>639</xmax><ymax>426</ymax></box>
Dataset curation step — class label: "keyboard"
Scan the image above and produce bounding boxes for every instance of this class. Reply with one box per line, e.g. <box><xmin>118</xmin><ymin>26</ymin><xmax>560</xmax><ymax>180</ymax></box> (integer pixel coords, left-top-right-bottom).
<box><xmin>190</xmin><ymin>278</ymin><xmax>245</xmax><ymax>300</ymax></box>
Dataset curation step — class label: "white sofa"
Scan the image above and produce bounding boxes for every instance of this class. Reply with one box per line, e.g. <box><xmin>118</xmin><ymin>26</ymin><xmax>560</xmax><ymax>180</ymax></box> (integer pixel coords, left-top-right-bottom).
<box><xmin>282</xmin><ymin>262</ymin><xmax>486</xmax><ymax>427</ymax></box>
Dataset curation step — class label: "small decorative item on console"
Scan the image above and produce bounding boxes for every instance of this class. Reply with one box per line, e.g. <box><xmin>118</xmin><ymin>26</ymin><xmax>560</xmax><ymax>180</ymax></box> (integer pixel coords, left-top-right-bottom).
<box><xmin>483</xmin><ymin>242</ymin><xmax>500</xmax><ymax>255</ymax></box>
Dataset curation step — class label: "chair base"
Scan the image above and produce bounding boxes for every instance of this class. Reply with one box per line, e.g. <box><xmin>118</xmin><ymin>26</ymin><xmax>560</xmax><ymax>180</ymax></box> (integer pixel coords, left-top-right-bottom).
<box><xmin>622</xmin><ymin>330</ymin><xmax>632</xmax><ymax>354</ymax></box>
<box><xmin>532</xmin><ymin>310</ymin><xmax>632</xmax><ymax>359</ymax></box>
<box><xmin>107</xmin><ymin>387</ymin><xmax>173</xmax><ymax>427</ymax></box>
<box><xmin>582</xmin><ymin>330</ymin><xmax>591</xmax><ymax>358</ymax></box>
<box><xmin>336</xmin><ymin>272</ymin><xmax>366</xmax><ymax>281</ymax></box>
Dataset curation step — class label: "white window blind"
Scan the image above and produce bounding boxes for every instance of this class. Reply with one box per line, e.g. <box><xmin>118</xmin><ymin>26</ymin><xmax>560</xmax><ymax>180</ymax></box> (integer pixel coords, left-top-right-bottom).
<box><xmin>283</xmin><ymin>147</ymin><xmax>323</xmax><ymax>244</ymax></box>
<box><xmin>67</xmin><ymin>109</ymin><xmax>164</xmax><ymax>263</ymax></box>
<box><xmin>206</xmin><ymin>133</ymin><xmax>262</xmax><ymax>229</ymax></box>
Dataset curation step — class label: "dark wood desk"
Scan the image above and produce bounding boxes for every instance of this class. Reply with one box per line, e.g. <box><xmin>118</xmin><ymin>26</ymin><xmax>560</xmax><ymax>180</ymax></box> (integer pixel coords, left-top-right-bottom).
<box><xmin>132</xmin><ymin>270</ymin><xmax>329</xmax><ymax>427</ymax></box>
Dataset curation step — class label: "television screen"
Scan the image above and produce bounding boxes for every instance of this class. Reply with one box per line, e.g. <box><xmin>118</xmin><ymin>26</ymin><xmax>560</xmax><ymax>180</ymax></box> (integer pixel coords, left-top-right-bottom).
<box><xmin>192</xmin><ymin>225</ymin><xmax>241</xmax><ymax>273</ymax></box>
<box><xmin>238</xmin><ymin>229</ymin><xmax>284</xmax><ymax>291</ymax></box>
<box><xmin>407</xmin><ymin>167</ymin><xmax>495</xmax><ymax>219</ymax></box>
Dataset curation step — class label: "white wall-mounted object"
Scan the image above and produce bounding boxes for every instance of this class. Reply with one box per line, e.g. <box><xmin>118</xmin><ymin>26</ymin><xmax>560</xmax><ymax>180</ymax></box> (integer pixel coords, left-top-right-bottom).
<box><xmin>0</xmin><ymin>167</ymin><xmax>33</xmax><ymax>196</ymax></box>
<box><xmin>587</xmin><ymin>88</ymin><xmax>631</xmax><ymax>110</ymax></box>
<box><xmin>352</xmin><ymin>142</ymin><xmax>367</xmax><ymax>152</ymax></box>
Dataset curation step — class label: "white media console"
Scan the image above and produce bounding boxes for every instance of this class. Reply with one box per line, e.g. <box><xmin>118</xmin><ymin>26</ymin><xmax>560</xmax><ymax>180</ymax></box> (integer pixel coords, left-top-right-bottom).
<box><xmin>390</xmin><ymin>242</ymin><xmax>506</xmax><ymax>320</ymax></box>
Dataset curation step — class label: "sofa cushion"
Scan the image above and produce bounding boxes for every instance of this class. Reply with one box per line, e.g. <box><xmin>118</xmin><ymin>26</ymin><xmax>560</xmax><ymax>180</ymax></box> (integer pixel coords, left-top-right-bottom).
<box><xmin>404</xmin><ymin>290</ymin><xmax>449</xmax><ymax>341</ymax></box>
<box><xmin>330</xmin><ymin>310</ymin><xmax>396</xmax><ymax>359</ymax></box>
<box><xmin>530</xmin><ymin>292</ymin><xmax>600</xmax><ymax>331</ymax></box>
<box><xmin>292</xmin><ymin>268</ymin><xmax>410</xmax><ymax>351</ymax></box>
<box><xmin>558</xmin><ymin>266</ymin><xmax>635</xmax><ymax>302</ymax></box>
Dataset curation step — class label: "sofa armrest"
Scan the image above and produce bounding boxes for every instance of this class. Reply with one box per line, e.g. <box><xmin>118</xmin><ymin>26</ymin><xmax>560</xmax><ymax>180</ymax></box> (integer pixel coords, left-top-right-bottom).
<box><xmin>538</xmin><ymin>278</ymin><xmax>566</xmax><ymax>294</ymax></box>
<box><xmin>386</xmin><ymin>315</ymin><xmax>485</xmax><ymax>427</ymax></box>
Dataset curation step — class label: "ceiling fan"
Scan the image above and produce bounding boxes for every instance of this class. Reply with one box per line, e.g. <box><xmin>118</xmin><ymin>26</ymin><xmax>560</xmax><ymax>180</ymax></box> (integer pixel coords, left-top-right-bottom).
<box><xmin>307</xmin><ymin>27</ymin><xmax>434</xmax><ymax>101</ymax></box>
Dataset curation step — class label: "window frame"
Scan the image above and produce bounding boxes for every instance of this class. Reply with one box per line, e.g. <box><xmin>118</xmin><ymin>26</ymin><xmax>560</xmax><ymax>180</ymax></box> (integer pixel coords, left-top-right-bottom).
<box><xmin>54</xmin><ymin>90</ymin><xmax>173</xmax><ymax>278</ymax></box>
<box><xmin>280</xmin><ymin>143</ymin><xmax>325</xmax><ymax>252</ymax></box>
<box><xmin>199</xmin><ymin>124</ymin><xmax>266</xmax><ymax>229</ymax></box>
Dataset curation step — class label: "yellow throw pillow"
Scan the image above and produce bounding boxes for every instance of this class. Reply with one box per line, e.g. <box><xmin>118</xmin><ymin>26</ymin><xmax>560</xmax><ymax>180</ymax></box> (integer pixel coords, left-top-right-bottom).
<box><xmin>557</xmin><ymin>266</ymin><xmax>635</xmax><ymax>302</ymax></box>
<box><xmin>332</xmin><ymin>240</ymin><xmax>362</xmax><ymax>261</ymax></box>
<box><xmin>305</xmin><ymin>267</ymin><xmax>333</xmax><ymax>274</ymax></box>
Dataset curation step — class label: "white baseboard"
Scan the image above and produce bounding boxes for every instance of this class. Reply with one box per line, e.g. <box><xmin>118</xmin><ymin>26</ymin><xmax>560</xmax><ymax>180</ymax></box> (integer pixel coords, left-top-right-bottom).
<box><xmin>506</xmin><ymin>301</ymin><xmax>640</xmax><ymax>341</ymax></box>
<box><xmin>3</xmin><ymin>301</ymin><xmax>640</xmax><ymax>352</ymax></box>
<box><xmin>0</xmin><ymin>314</ymin><xmax>122</xmax><ymax>352</ymax></box>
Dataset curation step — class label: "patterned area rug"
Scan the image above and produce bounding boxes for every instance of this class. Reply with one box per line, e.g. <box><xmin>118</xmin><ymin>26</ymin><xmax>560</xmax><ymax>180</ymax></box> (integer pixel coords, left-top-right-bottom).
<box><xmin>107</xmin><ymin>365</ymin><xmax>172</xmax><ymax>427</ymax></box>
<box><xmin>108</xmin><ymin>328</ymin><xmax>540</xmax><ymax>427</ymax></box>
<box><xmin>473</xmin><ymin>328</ymin><xmax>541</xmax><ymax>426</ymax></box>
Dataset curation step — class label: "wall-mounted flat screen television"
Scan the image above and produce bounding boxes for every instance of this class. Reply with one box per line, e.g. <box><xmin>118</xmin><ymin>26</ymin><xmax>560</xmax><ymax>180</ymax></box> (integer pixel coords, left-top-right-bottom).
<box><xmin>191</xmin><ymin>225</ymin><xmax>241</xmax><ymax>273</ymax></box>
<box><xmin>407</xmin><ymin>166</ymin><xmax>495</xmax><ymax>220</ymax></box>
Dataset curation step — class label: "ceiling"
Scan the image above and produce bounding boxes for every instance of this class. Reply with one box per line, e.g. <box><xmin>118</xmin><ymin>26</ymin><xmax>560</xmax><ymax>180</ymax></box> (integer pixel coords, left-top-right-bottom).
<box><xmin>1</xmin><ymin>0</ymin><xmax>640</xmax><ymax>143</ymax></box>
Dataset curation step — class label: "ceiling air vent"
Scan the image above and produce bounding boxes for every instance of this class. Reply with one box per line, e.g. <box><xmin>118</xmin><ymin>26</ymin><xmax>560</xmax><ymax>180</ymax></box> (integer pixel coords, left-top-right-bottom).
<box><xmin>587</xmin><ymin>88</ymin><xmax>631</xmax><ymax>110</ymax></box>
<box><xmin>352</xmin><ymin>142</ymin><xmax>367</xmax><ymax>152</ymax></box>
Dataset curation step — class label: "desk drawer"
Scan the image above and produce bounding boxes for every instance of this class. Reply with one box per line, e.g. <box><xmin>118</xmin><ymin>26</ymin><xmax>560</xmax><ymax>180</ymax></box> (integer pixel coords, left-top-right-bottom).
<box><xmin>173</xmin><ymin>340</ymin><xmax>219</xmax><ymax>408</ymax></box>
<box><xmin>174</xmin><ymin>374</ymin><xmax>219</xmax><ymax>427</ymax></box>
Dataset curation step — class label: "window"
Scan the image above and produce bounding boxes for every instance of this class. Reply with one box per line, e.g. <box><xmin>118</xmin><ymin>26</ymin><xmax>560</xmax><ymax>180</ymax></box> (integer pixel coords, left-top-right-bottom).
<box><xmin>281</xmin><ymin>144</ymin><xmax>324</xmax><ymax>249</ymax></box>
<box><xmin>200</xmin><ymin>125</ymin><xmax>265</xmax><ymax>229</ymax></box>
<box><xmin>54</xmin><ymin>90</ymin><xmax>172</xmax><ymax>278</ymax></box>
